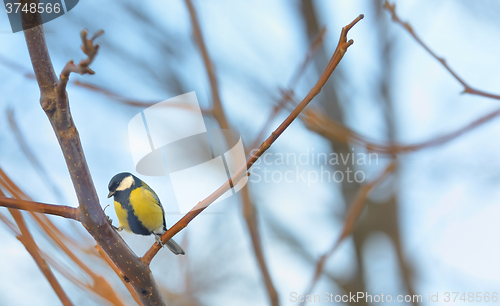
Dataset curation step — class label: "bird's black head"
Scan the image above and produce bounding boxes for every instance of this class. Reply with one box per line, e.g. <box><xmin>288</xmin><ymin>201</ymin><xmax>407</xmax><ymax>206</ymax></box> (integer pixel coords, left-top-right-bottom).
<box><xmin>108</xmin><ymin>172</ymin><xmax>139</xmax><ymax>198</ymax></box>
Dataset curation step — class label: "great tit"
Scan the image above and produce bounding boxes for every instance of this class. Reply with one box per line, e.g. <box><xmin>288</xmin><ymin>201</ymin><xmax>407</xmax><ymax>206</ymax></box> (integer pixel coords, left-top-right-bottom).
<box><xmin>107</xmin><ymin>172</ymin><xmax>185</xmax><ymax>255</ymax></box>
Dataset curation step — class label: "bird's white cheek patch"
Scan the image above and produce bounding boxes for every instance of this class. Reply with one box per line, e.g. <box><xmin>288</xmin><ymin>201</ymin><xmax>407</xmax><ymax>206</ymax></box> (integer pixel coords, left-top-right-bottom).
<box><xmin>116</xmin><ymin>175</ymin><xmax>134</xmax><ymax>191</ymax></box>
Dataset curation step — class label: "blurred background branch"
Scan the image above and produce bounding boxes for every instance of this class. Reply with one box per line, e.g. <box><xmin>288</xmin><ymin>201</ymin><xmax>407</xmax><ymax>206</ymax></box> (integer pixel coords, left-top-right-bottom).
<box><xmin>384</xmin><ymin>1</ymin><xmax>500</xmax><ymax>101</ymax></box>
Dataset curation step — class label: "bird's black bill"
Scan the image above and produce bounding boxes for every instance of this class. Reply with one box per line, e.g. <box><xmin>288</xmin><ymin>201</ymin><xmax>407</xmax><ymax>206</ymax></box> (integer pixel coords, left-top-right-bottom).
<box><xmin>107</xmin><ymin>191</ymin><xmax>114</xmax><ymax>198</ymax></box>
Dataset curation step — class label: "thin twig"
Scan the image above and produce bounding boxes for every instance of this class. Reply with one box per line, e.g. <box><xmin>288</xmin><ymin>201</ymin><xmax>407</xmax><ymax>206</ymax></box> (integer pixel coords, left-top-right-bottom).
<box><xmin>0</xmin><ymin>55</ymin><xmax>36</xmax><ymax>79</ymax></box>
<box><xmin>384</xmin><ymin>1</ymin><xmax>500</xmax><ymax>101</ymax></box>
<box><xmin>249</xmin><ymin>27</ymin><xmax>326</xmax><ymax>152</ymax></box>
<box><xmin>142</xmin><ymin>14</ymin><xmax>364</xmax><ymax>265</ymax></box>
<box><xmin>185</xmin><ymin>0</ymin><xmax>229</xmax><ymax>128</ymax></box>
<box><xmin>238</xmin><ymin>26</ymin><xmax>327</xmax><ymax>306</ymax></box>
<box><xmin>10</xmin><ymin>209</ymin><xmax>75</xmax><ymax>306</ymax></box>
<box><xmin>0</xmin><ymin>197</ymin><xmax>78</xmax><ymax>220</ymax></box>
<box><xmin>7</xmin><ymin>108</ymin><xmax>67</xmax><ymax>203</ymax></box>
<box><xmin>0</xmin><ymin>211</ymin><xmax>20</xmax><ymax>235</ymax></box>
<box><xmin>0</xmin><ymin>56</ymin><xmax>210</xmax><ymax>113</ymax></box>
<box><xmin>299</xmin><ymin>161</ymin><xmax>397</xmax><ymax>305</ymax></box>
<box><xmin>29</xmin><ymin>213</ymin><xmax>127</xmax><ymax>306</ymax></box>
<box><xmin>42</xmin><ymin>252</ymin><xmax>127</xmax><ymax>306</ymax></box>
<box><xmin>73</xmin><ymin>80</ymin><xmax>211</xmax><ymax>113</ymax></box>
<box><xmin>0</xmin><ymin>168</ymin><xmax>30</xmax><ymax>199</ymax></box>
<box><xmin>55</xmin><ymin>30</ymin><xmax>103</xmax><ymax>128</ymax></box>
<box><xmin>30</xmin><ymin>212</ymin><xmax>97</xmax><ymax>277</ymax></box>
<box><xmin>289</xmin><ymin>27</ymin><xmax>327</xmax><ymax>89</ymax></box>
<box><xmin>32</xmin><ymin>212</ymin><xmax>89</xmax><ymax>249</ymax></box>
<box><xmin>73</xmin><ymin>80</ymin><xmax>159</xmax><ymax>106</ymax></box>
<box><xmin>57</xmin><ymin>30</ymin><xmax>103</xmax><ymax>93</ymax></box>
<box><xmin>303</xmin><ymin>107</ymin><xmax>500</xmax><ymax>154</ymax></box>
<box><xmin>0</xmin><ymin>169</ymin><xmax>77</xmax><ymax>220</ymax></box>
<box><xmin>240</xmin><ymin>186</ymin><xmax>279</xmax><ymax>305</ymax></box>
<box><xmin>96</xmin><ymin>245</ymin><xmax>144</xmax><ymax>306</ymax></box>
<box><xmin>0</xmin><ymin>188</ymin><xmax>73</xmax><ymax>306</ymax></box>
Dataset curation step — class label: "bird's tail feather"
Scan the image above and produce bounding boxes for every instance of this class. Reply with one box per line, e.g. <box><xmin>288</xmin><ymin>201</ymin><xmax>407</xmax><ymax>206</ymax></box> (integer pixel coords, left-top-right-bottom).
<box><xmin>165</xmin><ymin>239</ymin><xmax>185</xmax><ymax>255</ymax></box>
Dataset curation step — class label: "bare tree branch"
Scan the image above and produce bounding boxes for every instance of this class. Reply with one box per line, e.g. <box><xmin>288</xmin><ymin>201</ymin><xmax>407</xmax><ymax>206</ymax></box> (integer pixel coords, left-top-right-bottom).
<box><xmin>248</xmin><ymin>27</ymin><xmax>326</xmax><ymax>152</ymax></box>
<box><xmin>0</xmin><ymin>188</ymin><xmax>73</xmax><ymax>306</ymax></box>
<box><xmin>73</xmin><ymin>80</ymin><xmax>212</xmax><ymax>113</ymax></box>
<box><xmin>0</xmin><ymin>56</ymin><xmax>210</xmax><ymax>113</ymax></box>
<box><xmin>185</xmin><ymin>0</ymin><xmax>228</xmax><ymax>129</ymax></box>
<box><xmin>10</xmin><ymin>209</ymin><xmax>74</xmax><ymax>306</ymax></box>
<box><xmin>57</xmin><ymin>30</ymin><xmax>104</xmax><ymax>96</ymax></box>
<box><xmin>7</xmin><ymin>108</ymin><xmax>67</xmax><ymax>203</ymax></box>
<box><xmin>0</xmin><ymin>211</ymin><xmax>20</xmax><ymax>235</ymax></box>
<box><xmin>240</xmin><ymin>186</ymin><xmax>279</xmax><ymax>305</ymax></box>
<box><xmin>41</xmin><ymin>251</ymin><xmax>127</xmax><ymax>306</ymax></box>
<box><xmin>0</xmin><ymin>197</ymin><xmax>78</xmax><ymax>220</ymax></box>
<box><xmin>303</xmin><ymin>107</ymin><xmax>500</xmax><ymax>154</ymax></box>
<box><xmin>22</xmin><ymin>15</ymin><xmax>165</xmax><ymax>304</ymax></box>
<box><xmin>29</xmin><ymin>212</ymin><xmax>128</xmax><ymax>305</ymax></box>
<box><xmin>384</xmin><ymin>1</ymin><xmax>500</xmax><ymax>101</ymax></box>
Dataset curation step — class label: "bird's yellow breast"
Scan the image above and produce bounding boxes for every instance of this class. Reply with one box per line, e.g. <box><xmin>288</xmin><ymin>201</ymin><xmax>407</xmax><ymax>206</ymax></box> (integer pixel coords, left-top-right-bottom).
<box><xmin>114</xmin><ymin>186</ymin><xmax>164</xmax><ymax>233</ymax></box>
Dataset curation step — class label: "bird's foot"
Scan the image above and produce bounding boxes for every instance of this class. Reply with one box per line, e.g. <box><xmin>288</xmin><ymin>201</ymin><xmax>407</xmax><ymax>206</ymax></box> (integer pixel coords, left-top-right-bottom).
<box><xmin>104</xmin><ymin>211</ymin><xmax>125</xmax><ymax>232</ymax></box>
<box><xmin>106</xmin><ymin>216</ymin><xmax>123</xmax><ymax>232</ymax></box>
<box><xmin>106</xmin><ymin>215</ymin><xmax>113</xmax><ymax>226</ymax></box>
<box><xmin>155</xmin><ymin>234</ymin><xmax>164</xmax><ymax>247</ymax></box>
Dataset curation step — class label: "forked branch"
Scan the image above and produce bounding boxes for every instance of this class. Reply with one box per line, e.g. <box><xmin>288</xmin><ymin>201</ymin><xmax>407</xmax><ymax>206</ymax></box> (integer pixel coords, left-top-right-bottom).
<box><xmin>23</xmin><ymin>21</ymin><xmax>165</xmax><ymax>305</ymax></box>
<box><xmin>57</xmin><ymin>30</ymin><xmax>104</xmax><ymax>94</ymax></box>
<box><xmin>384</xmin><ymin>1</ymin><xmax>500</xmax><ymax>101</ymax></box>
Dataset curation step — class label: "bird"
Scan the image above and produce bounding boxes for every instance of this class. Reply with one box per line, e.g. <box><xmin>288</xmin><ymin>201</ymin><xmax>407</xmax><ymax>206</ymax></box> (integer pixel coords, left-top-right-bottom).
<box><xmin>107</xmin><ymin>172</ymin><xmax>185</xmax><ymax>255</ymax></box>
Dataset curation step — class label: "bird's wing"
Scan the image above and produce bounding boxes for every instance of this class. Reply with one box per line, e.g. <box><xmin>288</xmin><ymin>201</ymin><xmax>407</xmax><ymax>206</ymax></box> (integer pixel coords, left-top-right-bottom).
<box><xmin>140</xmin><ymin>181</ymin><xmax>161</xmax><ymax>204</ymax></box>
<box><xmin>141</xmin><ymin>181</ymin><xmax>167</xmax><ymax>231</ymax></box>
